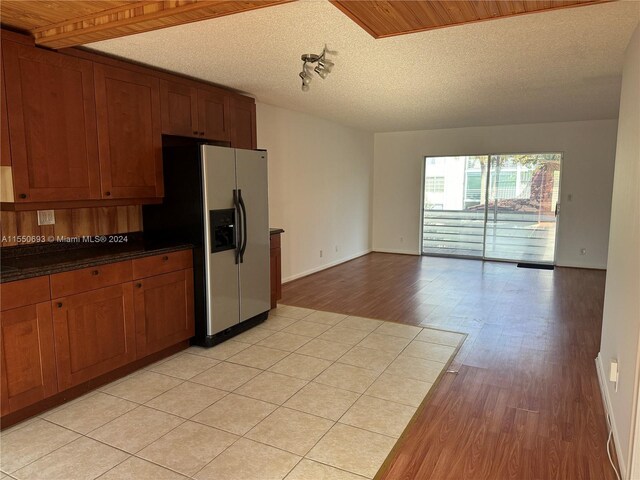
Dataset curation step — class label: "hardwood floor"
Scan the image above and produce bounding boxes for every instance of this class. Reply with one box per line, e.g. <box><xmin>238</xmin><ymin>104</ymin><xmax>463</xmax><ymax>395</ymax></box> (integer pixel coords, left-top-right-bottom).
<box><xmin>281</xmin><ymin>253</ymin><xmax>617</xmax><ymax>480</ymax></box>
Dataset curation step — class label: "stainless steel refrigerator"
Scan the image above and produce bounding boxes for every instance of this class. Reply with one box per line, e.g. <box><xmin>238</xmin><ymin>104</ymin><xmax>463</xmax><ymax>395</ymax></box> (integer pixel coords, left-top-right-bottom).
<box><xmin>143</xmin><ymin>144</ymin><xmax>270</xmax><ymax>346</ymax></box>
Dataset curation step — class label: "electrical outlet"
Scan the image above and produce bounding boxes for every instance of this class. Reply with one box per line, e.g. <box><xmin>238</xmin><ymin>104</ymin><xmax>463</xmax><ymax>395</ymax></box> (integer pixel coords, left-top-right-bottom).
<box><xmin>400</xmin><ymin>237</ymin><xmax>404</xmax><ymax>243</ymax></box>
<box><xmin>37</xmin><ymin>210</ymin><xmax>55</xmax><ymax>226</ymax></box>
<box><xmin>319</xmin><ymin>250</ymin><xmax>323</xmax><ymax>258</ymax></box>
<box><xmin>610</xmin><ymin>359</ymin><xmax>619</xmax><ymax>392</ymax></box>
<box><xmin>580</xmin><ymin>248</ymin><xmax>587</xmax><ymax>255</ymax></box>
<box><xmin>335</xmin><ymin>245</ymin><xmax>338</xmax><ymax>252</ymax></box>
<box><xmin>567</xmin><ymin>193</ymin><xmax>573</xmax><ymax>202</ymax></box>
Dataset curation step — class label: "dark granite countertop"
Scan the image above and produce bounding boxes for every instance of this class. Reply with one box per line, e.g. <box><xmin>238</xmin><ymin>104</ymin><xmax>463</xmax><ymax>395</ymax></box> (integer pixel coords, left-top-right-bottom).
<box><xmin>270</xmin><ymin>228</ymin><xmax>284</xmax><ymax>235</ymax></box>
<box><xmin>0</xmin><ymin>233</ymin><xmax>193</xmax><ymax>284</ymax></box>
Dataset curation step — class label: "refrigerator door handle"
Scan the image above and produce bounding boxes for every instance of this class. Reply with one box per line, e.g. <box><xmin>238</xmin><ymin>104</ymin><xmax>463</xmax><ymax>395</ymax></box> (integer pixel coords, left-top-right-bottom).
<box><xmin>233</xmin><ymin>189</ymin><xmax>242</xmax><ymax>265</ymax></box>
<box><xmin>238</xmin><ymin>189</ymin><xmax>248</xmax><ymax>263</ymax></box>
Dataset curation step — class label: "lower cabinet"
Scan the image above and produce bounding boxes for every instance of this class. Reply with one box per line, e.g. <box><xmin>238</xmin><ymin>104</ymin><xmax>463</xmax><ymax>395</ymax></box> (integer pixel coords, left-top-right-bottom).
<box><xmin>1</xmin><ymin>250</ymin><xmax>194</xmax><ymax>420</ymax></box>
<box><xmin>270</xmin><ymin>233</ymin><xmax>282</xmax><ymax>309</ymax></box>
<box><xmin>1</xmin><ymin>302</ymin><xmax>57</xmax><ymax>415</ymax></box>
<box><xmin>52</xmin><ymin>283</ymin><xmax>137</xmax><ymax>390</ymax></box>
<box><xmin>134</xmin><ymin>269</ymin><xmax>195</xmax><ymax>357</ymax></box>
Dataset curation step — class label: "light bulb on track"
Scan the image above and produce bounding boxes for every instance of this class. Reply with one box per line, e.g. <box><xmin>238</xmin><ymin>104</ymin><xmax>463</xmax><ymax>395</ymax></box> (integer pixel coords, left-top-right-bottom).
<box><xmin>297</xmin><ymin>46</ymin><xmax>334</xmax><ymax>92</ymax></box>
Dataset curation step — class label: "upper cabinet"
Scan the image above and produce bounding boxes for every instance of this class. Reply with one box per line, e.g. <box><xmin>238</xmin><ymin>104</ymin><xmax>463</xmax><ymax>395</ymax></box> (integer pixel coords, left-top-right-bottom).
<box><xmin>94</xmin><ymin>64</ymin><xmax>163</xmax><ymax>199</ymax></box>
<box><xmin>0</xmin><ymin>30</ymin><xmax>256</xmax><ymax>207</ymax></box>
<box><xmin>2</xmin><ymin>40</ymin><xmax>101</xmax><ymax>202</ymax></box>
<box><xmin>197</xmin><ymin>87</ymin><xmax>229</xmax><ymax>141</ymax></box>
<box><xmin>160</xmin><ymin>79</ymin><xmax>198</xmax><ymax>138</ymax></box>
<box><xmin>229</xmin><ymin>96</ymin><xmax>257</xmax><ymax>150</ymax></box>
<box><xmin>160</xmin><ymin>80</ymin><xmax>230</xmax><ymax>142</ymax></box>
<box><xmin>1</xmin><ymin>62</ymin><xmax>11</xmax><ymax>167</ymax></box>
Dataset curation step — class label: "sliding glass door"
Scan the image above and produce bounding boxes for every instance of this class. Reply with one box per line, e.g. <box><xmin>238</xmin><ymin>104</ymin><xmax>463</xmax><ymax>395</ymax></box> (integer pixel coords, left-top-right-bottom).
<box><xmin>422</xmin><ymin>156</ymin><xmax>489</xmax><ymax>258</ymax></box>
<box><xmin>484</xmin><ymin>154</ymin><xmax>561</xmax><ymax>263</ymax></box>
<box><xmin>422</xmin><ymin>153</ymin><xmax>562</xmax><ymax>264</ymax></box>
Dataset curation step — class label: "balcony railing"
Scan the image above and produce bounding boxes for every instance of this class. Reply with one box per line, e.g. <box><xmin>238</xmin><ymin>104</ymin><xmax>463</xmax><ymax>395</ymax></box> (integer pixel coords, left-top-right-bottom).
<box><xmin>422</xmin><ymin>209</ymin><xmax>556</xmax><ymax>263</ymax></box>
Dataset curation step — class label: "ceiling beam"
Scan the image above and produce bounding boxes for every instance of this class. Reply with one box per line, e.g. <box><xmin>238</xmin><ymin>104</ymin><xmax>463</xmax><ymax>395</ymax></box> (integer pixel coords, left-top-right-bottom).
<box><xmin>28</xmin><ymin>0</ymin><xmax>291</xmax><ymax>49</ymax></box>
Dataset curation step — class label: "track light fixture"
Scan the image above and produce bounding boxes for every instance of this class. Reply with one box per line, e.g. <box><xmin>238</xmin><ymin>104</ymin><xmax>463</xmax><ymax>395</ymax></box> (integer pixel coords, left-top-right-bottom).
<box><xmin>299</xmin><ymin>47</ymin><xmax>333</xmax><ymax>91</ymax></box>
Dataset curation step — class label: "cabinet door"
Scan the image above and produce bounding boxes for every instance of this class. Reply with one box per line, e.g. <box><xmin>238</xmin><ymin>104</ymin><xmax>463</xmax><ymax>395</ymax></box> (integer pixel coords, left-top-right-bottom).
<box><xmin>1</xmin><ymin>302</ymin><xmax>57</xmax><ymax>415</ymax></box>
<box><xmin>2</xmin><ymin>40</ymin><xmax>100</xmax><ymax>201</ymax></box>
<box><xmin>197</xmin><ymin>88</ymin><xmax>229</xmax><ymax>141</ymax></box>
<box><xmin>1</xmin><ymin>61</ymin><xmax>11</xmax><ymax>167</ymax></box>
<box><xmin>270</xmin><ymin>235</ymin><xmax>282</xmax><ymax>309</ymax></box>
<box><xmin>134</xmin><ymin>269</ymin><xmax>194</xmax><ymax>357</ymax></box>
<box><xmin>94</xmin><ymin>64</ymin><xmax>163</xmax><ymax>199</ymax></box>
<box><xmin>52</xmin><ymin>284</ymin><xmax>136</xmax><ymax>390</ymax></box>
<box><xmin>229</xmin><ymin>97</ymin><xmax>256</xmax><ymax>150</ymax></box>
<box><xmin>270</xmin><ymin>249</ymin><xmax>278</xmax><ymax>309</ymax></box>
<box><xmin>160</xmin><ymin>79</ymin><xmax>198</xmax><ymax>137</ymax></box>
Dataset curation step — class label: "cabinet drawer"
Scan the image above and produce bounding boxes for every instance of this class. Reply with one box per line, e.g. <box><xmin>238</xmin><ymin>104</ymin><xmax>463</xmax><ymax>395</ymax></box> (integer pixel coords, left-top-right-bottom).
<box><xmin>270</xmin><ymin>234</ymin><xmax>281</xmax><ymax>250</ymax></box>
<box><xmin>50</xmin><ymin>261</ymin><xmax>132</xmax><ymax>298</ymax></box>
<box><xmin>1</xmin><ymin>276</ymin><xmax>50</xmax><ymax>311</ymax></box>
<box><xmin>132</xmin><ymin>250</ymin><xmax>192</xmax><ymax>279</ymax></box>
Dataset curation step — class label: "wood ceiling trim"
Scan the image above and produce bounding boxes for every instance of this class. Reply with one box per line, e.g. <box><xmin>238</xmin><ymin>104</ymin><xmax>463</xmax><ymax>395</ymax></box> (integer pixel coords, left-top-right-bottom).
<box><xmin>30</xmin><ymin>2</ymin><xmax>160</xmax><ymax>35</ymax></box>
<box><xmin>330</xmin><ymin>0</ymin><xmax>615</xmax><ymax>39</ymax></box>
<box><xmin>4</xmin><ymin>0</ymin><xmax>292</xmax><ymax>49</ymax></box>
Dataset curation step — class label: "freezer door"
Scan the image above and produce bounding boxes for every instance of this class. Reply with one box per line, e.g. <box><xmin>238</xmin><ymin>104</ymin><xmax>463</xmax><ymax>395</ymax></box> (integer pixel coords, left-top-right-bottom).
<box><xmin>201</xmin><ymin>145</ymin><xmax>240</xmax><ymax>335</ymax></box>
<box><xmin>236</xmin><ymin>149</ymin><xmax>270</xmax><ymax>321</ymax></box>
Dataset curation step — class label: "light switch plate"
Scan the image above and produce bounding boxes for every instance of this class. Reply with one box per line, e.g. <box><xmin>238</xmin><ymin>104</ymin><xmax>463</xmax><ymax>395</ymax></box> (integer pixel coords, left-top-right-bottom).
<box><xmin>37</xmin><ymin>210</ymin><xmax>56</xmax><ymax>226</ymax></box>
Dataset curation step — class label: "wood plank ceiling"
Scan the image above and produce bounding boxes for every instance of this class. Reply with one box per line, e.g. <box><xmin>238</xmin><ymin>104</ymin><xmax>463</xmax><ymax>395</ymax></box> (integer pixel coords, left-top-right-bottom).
<box><xmin>330</xmin><ymin>0</ymin><xmax>614</xmax><ymax>39</ymax></box>
<box><xmin>0</xmin><ymin>0</ymin><xmax>615</xmax><ymax>49</ymax></box>
<box><xmin>0</xmin><ymin>0</ymin><xmax>291</xmax><ymax>49</ymax></box>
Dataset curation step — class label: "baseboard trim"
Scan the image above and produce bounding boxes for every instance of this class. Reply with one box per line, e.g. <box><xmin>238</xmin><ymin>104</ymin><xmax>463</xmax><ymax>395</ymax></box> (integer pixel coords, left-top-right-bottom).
<box><xmin>282</xmin><ymin>249</ymin><xmax>372</xmax><ymax>283</ymax></box>
<box><xmin>557</xmin><ymin>262</ymin><xmax>607</xmax><ymax>271</ymax></box>
<box><xmin>596</xmin><ymin>352</ymin><xmax>627</xmax><ymax>479</ymax></box>
<box><xmin>372</xmin><ymin>248</ymin><xmax>419</xmax><ymax>255</ymax></box>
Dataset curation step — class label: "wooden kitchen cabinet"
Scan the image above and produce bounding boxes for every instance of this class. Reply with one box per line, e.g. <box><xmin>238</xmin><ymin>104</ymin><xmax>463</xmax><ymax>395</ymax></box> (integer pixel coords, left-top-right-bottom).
<box><xmin>197</xmin><ymin>87</ymin><xmax>229</xmax><ymax>141</ymax></box>
<box><xmin>2</xmin><ymin>40</ymin><xmax>100</xmax><ymax>201</ymax></box>
<box><xmin>52</xmin><ymin>283</ymin><xmax>136</xmax><ymax>390</ymax></box>
<box><xmin>94</xmin><ymin>63</ymin><xmax>163</xmax><ymax>199</ymax></box>
<box><xmin>160</xmin><ymin>79</ymin><xmax>199</xmax><ymax>137</ymax></box>
<box><xmin>229</xmin><ymin>96</ymin><xmax>257</xmax><ymax>149</ymax></box>
<box><xmin>132</xmin><ymin>249</ymin><xmax>192</xmax><ymax>279</ymax></box>
<box><xmin>1</xmin><ymin>276</ymin><xmax>57</xmax><ymax>415</ymax></box>
<box><xmin>160</xmin><ymin>81</ymin><xmax>231</xmax><ymax>142</ymax></box>
<box><xmin>133</xmin><ymin>269</ymin><xmax>195</xmax><ymax>357</ymax></box>
<box><xmin>1</xmin><ymin>29</ymin><xmax>257</xmax><ymax>208</ymax></box>
<box><xmin>1</xmin><ymin>61</ymin><xmax>11</xmax><ymax>167</ymax></box>
<box><xmin>270</xmin><ymin>233</ymin><xmax>282</xmax><ymax>309</ymax></box>
<box><xmin>1</xmin><ymin>303</ymin><xmax>58</xmax><ymax>415</ymax></box>
<box><xmin>0</xmin><ymin>247</ymin><xmax>195</xmax><ymax>425</ymax></box>
<box><xmin>50</xmin><ymin>260</ymin><xmax>132</xmax><ymax>298</ymax></box>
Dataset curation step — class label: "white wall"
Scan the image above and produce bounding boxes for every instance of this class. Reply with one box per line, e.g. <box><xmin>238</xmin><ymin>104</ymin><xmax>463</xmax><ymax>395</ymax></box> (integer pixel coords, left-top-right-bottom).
<box><xmin>598</xmin><ymin>24</ymin><xmax>640</xmax><ymax>479</ymax></box>
<box><xmin>256</xmin><ymin>103</ymin><xmax>373</xmax><ymax>282</ymax></box>
<box><xmin>372</xmin><ymin>120</ymin><xmax>619</xmax><ymax>268</ymax></box>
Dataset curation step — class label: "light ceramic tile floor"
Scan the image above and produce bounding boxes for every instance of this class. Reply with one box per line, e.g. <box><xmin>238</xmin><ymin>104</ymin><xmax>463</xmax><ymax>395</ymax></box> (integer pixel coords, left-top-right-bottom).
<box><xmin>0</xmin><ymin>306</ymin><xmax>464</xmax><ymax>480</ymax></box>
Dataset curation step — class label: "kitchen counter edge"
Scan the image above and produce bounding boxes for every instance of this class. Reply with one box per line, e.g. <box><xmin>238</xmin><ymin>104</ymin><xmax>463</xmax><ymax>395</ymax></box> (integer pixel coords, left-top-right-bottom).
<box><xmin>0</xmin><ymin>244</ymin><xmax>193</xmax><ymax>284</ymax></box>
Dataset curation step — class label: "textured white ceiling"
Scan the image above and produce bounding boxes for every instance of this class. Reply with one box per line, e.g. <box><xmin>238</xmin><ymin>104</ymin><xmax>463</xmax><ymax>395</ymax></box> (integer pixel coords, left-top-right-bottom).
<box><xmin>87</xmin><ymin>0</ymin><xmax>639</xmax><ymax>132</ymax></box>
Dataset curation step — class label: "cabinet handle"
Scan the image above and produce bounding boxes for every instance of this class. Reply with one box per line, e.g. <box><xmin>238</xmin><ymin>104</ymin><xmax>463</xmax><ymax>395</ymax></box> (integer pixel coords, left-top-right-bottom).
<box><xmin>162</xmin><ymin>255</ymin><xmax>169</xmax><ymax>261</ymax></box>
<box><xmin>136</xmin><ymin>283</ymin><xmax>142</xmax><ymax>288</ymax></box>
<box><xmin>199</xmin><ymin>131</ymin><xmax>204</xmax><ymax>136</ymax></box>
<box><xmin>91</xmin><ymin>270</ymin><xmax>99</xmax><ymax>276</ymax></box>
<box><xmin>105</xmin><ymin>191</ymin><xmax>111</xmax><ymax>196</ymax></box>
<box><xmin>18</xmin><ymin>193</ymin><xmax>27</xmax><ymax>199</ymax></box>
<box><xmin>193</xmin><ymin>131</ymin><xmax>198</xmax><ymax>135</ymax></box>
<box><xmin>56</xmin><ymin>302</ymin><xmax>63</xmax><ymax>308</ymax></box>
